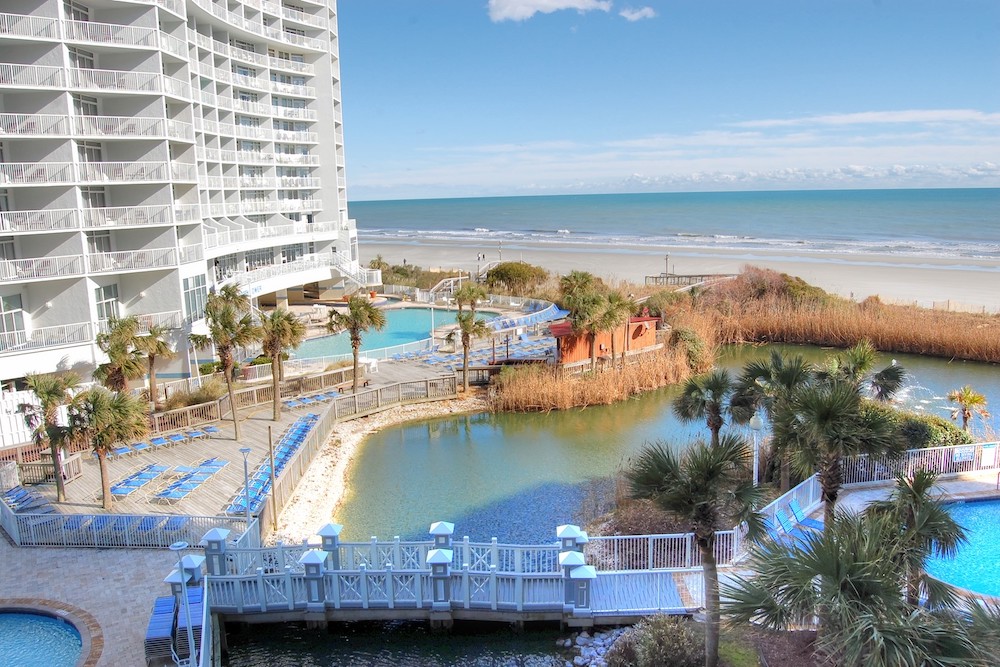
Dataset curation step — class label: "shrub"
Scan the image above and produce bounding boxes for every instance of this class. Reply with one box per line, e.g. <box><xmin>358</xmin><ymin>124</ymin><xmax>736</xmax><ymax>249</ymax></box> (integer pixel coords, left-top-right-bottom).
<box><xmin>607</xmin><ymin>615</ymin><xmax>704</xmax><ymax>667</ymax></box>
<box><xmin>484</xmin><ymin>261</ymin><xmax>548</xmax><ymax>295</ymax></box>
<box><xmin>163</xmin><ymin>378</ymin><xmax>227</xmax><ymax>411</ymax></box>
<box><xmin>863</xmin><ymin>403</ymin><xmax>972</xmax><ymax>449</ymax></box>
<box><xmin>670</xmin><ymin>326</ymin><xmax>708</xmax><ymax>371</ymax></box>
<box><xmin>199</xmin><ymin>361</ymin><xmax>221</xmax><ymax>375</ymax></box>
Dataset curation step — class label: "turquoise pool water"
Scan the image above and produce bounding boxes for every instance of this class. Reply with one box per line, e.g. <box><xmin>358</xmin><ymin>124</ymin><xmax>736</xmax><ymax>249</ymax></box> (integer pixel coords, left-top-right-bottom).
<box><xmin>295</xmin><ymin>307</ymin><xmax>462</xmax><ymax>358</ymax></box>
<box><xmin>0</xmin><ymin>612</ymin><xmax>82</xmax><ymax>667</ymax></box>
<box><xmin>926</xmin><ymin>498</ymin><xmax>1000</xmax><ymax>598</ymax></box>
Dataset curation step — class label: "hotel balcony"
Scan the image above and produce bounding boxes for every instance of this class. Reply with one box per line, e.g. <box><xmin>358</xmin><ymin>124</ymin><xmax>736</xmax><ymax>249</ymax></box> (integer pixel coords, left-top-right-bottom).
<box><xmin>0</xmin><ymin>322</ymin><xmax>93</xmax><ymax>356</ymax></box>
<box><xmin>188</xmin><ymin>0</ymin><xmax>326</xmax><ymax>50</ymax></box>
<box><xmin>224</xmin><ymin>253</ymin><xmax>335</xmax><ymax>294</ymax></box>
<box><xmin>68</xmin><ymin>68</ymin><xmax>191</xmax><ymax>99</ymax></box>
<box><xmin>97</xmin><ymin>310</ymin><xmax>182</xmax><ymax>334</ymax></box>
<box><xmin>86</xmin><ymin>247</ymin><xmax>178</xmax><ymax>273</ymax></box>
<box><xmin>0</xmin><ymin>162</ymin><xmax>74</xmax><ymax>185</ymax></box>
<box><xmin>203</xmin><ymin>220</ymin><xmax>342</xmax><ymax>252</ymax></box>
<box><xmin>0</xmin><ymin>204</ymin><xmax>201</xmax><ymax>234</ymax></box>
<box><xmin>0</xmin><ymin>64</ymin><xmax>64</xmax><ymax>89</ymax></box>
<box><xmin>0</xmin><ymin>14</ymin><xmax>188</xmax><ymax>59</ymax></box>
<box><xmin>0</xmin><ymin>255</ymin><xmax>85</xmax><ymax>282</ymax></box>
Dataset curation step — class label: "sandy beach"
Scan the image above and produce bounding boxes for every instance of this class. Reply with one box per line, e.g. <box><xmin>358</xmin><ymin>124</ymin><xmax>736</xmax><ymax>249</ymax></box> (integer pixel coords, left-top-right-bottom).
<box><xmin>360</xmin><ymin>239</ymin><xmax>1000</xmax><ymax>312</ymax></box>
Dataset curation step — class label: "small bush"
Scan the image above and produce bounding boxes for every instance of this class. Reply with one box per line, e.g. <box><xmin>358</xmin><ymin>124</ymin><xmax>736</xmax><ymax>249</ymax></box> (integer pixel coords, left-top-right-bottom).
<box><xmin>607</xmin><ymin>615</ymin><xmax>704</xmax><ymax>667</ymax></box>
<box><xmin>863</xmin><ymin>403</ymin><xmax>972</xmax><ymax>449</ymax></box>
<box><xmin>484</xmin><ymin>261</ymin><xmax>549</xmax><ymax>295</ymax></box>
<box><xmin>163</xmin><ymin>378</ymin><xmax>227</xmax><ymax>411</ymax></box>
<box><xmin>199</xmin><ymin>361</ymin><xmax>221</xmax><ymax>375</ymax></box>
<box><xmin>670</xmin><ymin>326</ymin><xmax>708</xmax><ymax>371</ymax></box>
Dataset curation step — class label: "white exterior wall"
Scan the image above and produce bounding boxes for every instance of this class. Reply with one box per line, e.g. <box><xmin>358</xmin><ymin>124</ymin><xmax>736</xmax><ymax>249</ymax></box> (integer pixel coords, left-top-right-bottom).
<box><xmin>0</xmin><ymin>0</ymin><xmax>378</xmax><ymax>386</ymax></box>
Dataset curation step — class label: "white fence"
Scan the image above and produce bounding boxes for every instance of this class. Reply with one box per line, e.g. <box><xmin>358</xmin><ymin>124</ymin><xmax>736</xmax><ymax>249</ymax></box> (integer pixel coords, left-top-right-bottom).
<box><xmin>842</xmin><ymin>441</ymin><xmax>1000</xmax><ymax>487</ymax></box>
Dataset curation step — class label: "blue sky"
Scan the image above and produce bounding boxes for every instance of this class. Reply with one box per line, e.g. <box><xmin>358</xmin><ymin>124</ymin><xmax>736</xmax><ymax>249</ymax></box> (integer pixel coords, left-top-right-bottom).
<box><xmin>338</xmin><ymin>1</ymin><xmax>1000</xmax><ymax>201</ymax></box>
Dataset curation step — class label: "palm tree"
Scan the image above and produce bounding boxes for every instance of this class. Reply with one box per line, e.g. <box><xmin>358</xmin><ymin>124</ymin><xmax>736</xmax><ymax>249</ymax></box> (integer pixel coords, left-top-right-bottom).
<box><xmin>946</xmin><ymin>385</ymin><xmax>990</xmax><ymax>433</ymax></box>
<box><xmin>327</xmin><ymin>295</ymin><xmax>386</xmax><ymax>392</ymax></box>
<box><xmin>17</xmin><ymin>372</ymin><xmax>79</xmax><ymax>502</ymax></box>
<box><xmin>774</xmin><ymin>379</ymin><xmax>902</xmax><ymax>525</ymax></box>
<box><xmin>819</xmin><ymin>339</ymin><xmax>907</xmax><ymax>402</ymax></box>
<box><xmin>133</xmin><ymin>324</ymin><xmax>175</xmax><ymax>410</ymax></box>
<box><xmin>628</xmin><ymin>434</ymin><xmax>764</xmax><ymax>667</ymax></box>
<box><xmin>65</xmin><ymin>387</ymin><xmax>149</xmax><ymax>510</ymax></box>
<box><xmin>734</xmin><ymin>350</ymin><xmax>813</xmax><ymax>490</ymax></box>
<box><xmin>673</xmin><ymin>369</ymin><xmax>737</xmax><ymax>448</ymax></box>
<box><xmin>453</xmin><ymin>282</ymin><xmax>486</xmax><ymax>314</ymax></box>
<box><xmin>189</xmin><ymin>284</ymin><xmax>261</xmax><ymax>440</ymax></box>
<box><xmin>601</xmin><ymin>291</ymin><xmax>635</xmax><ymax>367</ymax></box>
<box><xmin>723</xmin><ymin>511</ymin><xmax>982</xmax><ymax>666</ymax></box>
<box><xmin>558</xmin><ymin>270</ymin><xmax>598</xmax><ymax>308</ymax></box>
<box><xmin>866</xmin><ymin>470</ymin><xmax>967</xmax><ymax>607</ymax></box>
<box><xmin>94</xmin><ymin>315</ymin><xmax>145</xmax><ymax>392</ymax></box>
<box><xmin>368</xmin><ymin>254</ymin><xmax>390</xmax><ymax>272</ymax></box>
<box><xmin>260</xmin><ymin>308</ymin><xmax>306</xmax><ymax>421</ymax></box>
<box><xmin>447</xmin><ymin>310</ymin><xmax>491</xmax><ymax>392</ymax></box>
<box><xmin>565</xmin><ymin>289</ymin><xmax>605</xmax><ymax>372</ymax></box>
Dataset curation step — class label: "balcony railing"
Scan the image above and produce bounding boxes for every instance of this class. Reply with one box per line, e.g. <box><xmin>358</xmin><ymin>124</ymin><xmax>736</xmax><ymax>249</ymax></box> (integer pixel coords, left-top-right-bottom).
<box><xmin>0</xmin><ymin>113</ymin><xmax>68</xmax><ymax>136</ymax></box>
<box><xmin>86</xmin><ymin>247</ymin><xmax>177</xmax><ymax>273</ymax></box>
<box><xmin>77</xmin><ymin>161</ymin><xmax>171</xmax><ymax>183</ymax></box>
<box><xmin>0</xmin><ymin>322</ymin><xmax>93</xmax><ymax>355</ymax></box>
<box><xmin>0</xmin><ymin>255</ymin><xmax>85</xmax><ymax>282</ymax></box>
<box><xmin>73</xmin><ymin>115</ymin><xmax>191</xmax><ymax>139</ymax></box>
<box><xmin>0</xmin><ymin>64</ymin><xmax>64</xmax><ymax>88</ymax></box>
<box><xmin>0</xmin><ymin>163</ymin><xmax>74</xmax><ymax>185</ymax></box>
<box><xmin>69</xmin><ymin>68</ymin><xmax>190</xmax><ymax>98</ymax></box>
<box><xmin>226</xmin><ymin>253</ymin><xmax>329</xmax><ymax>288</ymax></box>
<box><xmin>0</xmin><ymin>12</ymin><xmax>59</xmax><ymax>39</ymax></box>
<box><xmin>98</xmin><ymin>310</ymin><xmax>182</xmax><ymax>334</ymax></box>
<box><xmin>272</xmin><ymin>106</ymin><xmax>317</xmax><ymax>121</ymax></box>
<box><xmin>64</xmin><ymin>19</ymin><xmax>159</xmax><ymax>48</ymax></box>
<box><xmin>178</xmin><ymin>244</ymin><xmax>204</xmax><ymax>264</ymax></box>
<box><xmin>81</xmin><ymin>204</ymin><xmax>175</xmax><ymax>228</ymax></box>
<box><xmin>0</xmin><ymin>208</ymin><xmax>77</xmax><ymax>233</ymax></box>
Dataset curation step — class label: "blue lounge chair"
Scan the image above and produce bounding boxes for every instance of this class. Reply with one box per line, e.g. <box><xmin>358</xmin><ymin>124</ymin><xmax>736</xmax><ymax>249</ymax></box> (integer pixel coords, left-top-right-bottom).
<box><xmin>131</xmin><ymin>442</ymin><xmax>151</xmax><ymax>455</ymax></box>
<box><xmin>144</xmin><ymin>596</ymin><xmax>176</xmax><ymax>663</ymax></box>
<box><xmin>162</xmin><ymin>516</ymin><xmax>189</xmax><ymax>533</ymax></box>
<box><xmin>203</xmin><ymin>425</ymin><xmax>221</xmax><ymax>436</ymax></box>
<box><xmin>284</xmin><ymin>399</ymin><xmax>302</xmax><ymax>409</ymax></box>
<box><xmin>186</xmin><ymin>429</ymin><xmax>208</xmax><ymax>440</ymax></box>
<box><xmin>150</xmin><ymin>436</ymin><xmax>170</xmax><ymax>449</ymax></box>
<box><xmin>166</xmin><ymin>433</ymin><xmax>188</xmax><ymax>445</ymax></box>
<box><xmin>789</xmin><ymin>499</ymin><xmax>825</xmax><ymax>531</ymax></box>
<box><xmin>136</xmin><ymin>516</ymin><xmax>165</xmax><ymax>533</ymax></box>
<box><xmin>774</xmin><ymin>510</ymin><xmax>813</xmax><ymax>540</ymax></box>
<box><xmin>112</xmin><ymin>445</ymin><xmax>133</xmax><ymax>458</ymax></box>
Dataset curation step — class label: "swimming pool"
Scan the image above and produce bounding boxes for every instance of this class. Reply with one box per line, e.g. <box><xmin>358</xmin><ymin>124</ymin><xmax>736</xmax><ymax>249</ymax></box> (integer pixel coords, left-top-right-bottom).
<box><xmin>295</xmin><ymin>307</ymin><xmax>462</xmax><ymax>359</ymax></box>
<box><xmin>0</xmin><ymin>612</ymin><xmax>82</xmax><ymax>667</ymax></box>
<box><xmin>925</xmin><ymin>498</ymin><xmax>1000</xmax><ymax>598</ymax></box>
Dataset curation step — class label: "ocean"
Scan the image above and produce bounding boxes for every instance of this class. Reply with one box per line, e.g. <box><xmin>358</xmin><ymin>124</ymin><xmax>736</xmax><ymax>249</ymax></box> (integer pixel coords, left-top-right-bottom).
<box><xmin>348</xmin><ymin>188</ymin><xmax>1000</xmax><ymax>260</ymax></box>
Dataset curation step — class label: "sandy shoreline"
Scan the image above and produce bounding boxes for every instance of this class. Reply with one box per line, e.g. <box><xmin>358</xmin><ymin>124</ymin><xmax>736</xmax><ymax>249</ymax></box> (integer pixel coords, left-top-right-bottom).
<box><xmin>360</xmin><ymin>239</ymin><xmax>1000</xmax><ymax>312</ymax></box>
<box><xmin>271</xmin><ymin>392</ymin><xmax>489</xmax><ymax>544</ymax></box>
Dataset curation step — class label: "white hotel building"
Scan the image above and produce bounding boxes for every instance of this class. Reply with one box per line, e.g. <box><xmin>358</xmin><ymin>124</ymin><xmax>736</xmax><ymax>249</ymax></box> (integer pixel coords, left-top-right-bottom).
<box><xmin>0</xmin><ymin>0</ymin><xmax>378</xmax><ymax>385</ymax></box>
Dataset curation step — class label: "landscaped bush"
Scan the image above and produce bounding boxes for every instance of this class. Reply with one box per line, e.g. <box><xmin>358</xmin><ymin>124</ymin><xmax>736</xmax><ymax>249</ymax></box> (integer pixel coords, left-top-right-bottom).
<box><xmin>199</xmin><ymin>361</ymin><xmax>221</xmax><ymax>375</ymax></box>
<box><xmin>163</xmin><ymin>378</ymin><xmax>227</xmax><ymax>411</ymax></box>
<box><xmin>484</xmin><ymin>261</ymin><xmax>549</xmax><ymax>295</ymax></box>
<box><xmin>606</xmin><ymin>615</ymin><xmax>704</xmax><ymax>667</ymax></box>
<box><xmin>863</xmin><ymin>402</ymin><xmax>973</xmax><ymax>449</ymax></box>
<box><xmin>670</xmin><ymin>326</ymin><xmax>709</xmax><ymax>371</ymax></box>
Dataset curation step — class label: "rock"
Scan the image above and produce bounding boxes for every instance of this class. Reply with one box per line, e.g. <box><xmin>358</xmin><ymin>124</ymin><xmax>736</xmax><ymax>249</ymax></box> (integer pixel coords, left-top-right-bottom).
<box><xmin>573</xmin><ymin>656</ymin><xmax>589</xmax><ymax>667</ymax></box>
<box><xmin>575</xmin><ymin>635</ymin><xmax>591</xmax><ymax>647</ymax></box>
<box><xmin>564</xmin><ymin>638</ymin><xmax>574</xmax><ymax>648</ymax></box>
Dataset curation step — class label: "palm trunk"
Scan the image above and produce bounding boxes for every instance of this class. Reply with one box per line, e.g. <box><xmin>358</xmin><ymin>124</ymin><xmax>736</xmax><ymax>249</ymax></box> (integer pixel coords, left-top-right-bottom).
<box><xmin>49</xmin><ymin>436</ymin><xmax>66</xmax><ymax>502</ymax></box>
<box><xmin>271</xmin><ymin>355</ymin><xmax>281</xmax><ymax>421</ymax></box>
<box><xmin>148</xmin><ymin>354</ymin><xmax>158</xmax><ymax>411</ymax></box>
<box><xmin>821</xmin><ymin>456</ymin><xmax>841</xmax><ymax>526</ymax></box>
<box><xmin>589</xmin><ymin>333</ymin><xmax>597</xmax><ymax>372</ymax></box>
<box><xmin>352</xmin><ymin>342</ymin><xmax>360</xmax><ymax>393</ymax></box>
<box><xmin>224</xmin><ymin>363</ymin><xmax>241</xmax><ymax>440</ymax></box>
<box><xmin>98</xmin><ymin>450</ymin><xmax>112</xmax><ymax>511</ymax></box>
<box><xmin>906</xmin><ymin>571</ymin><xmax>921</xmax><ymax>608</ymax></box>
<box><xmin>780</xmin><ymin>455</ymin><xmax>790</xmax><ymax>493</ymax></box>
<box><xmin>462</xmin><ymin>336</ymin><xmax>470</xmax><ymax>392</ymax></box>
<box><xmin>699</xmin><ymin>537</ymin><xmax>721</xmax><ymax>667</ymax></box>
<box><xmin>610</xmin><ymin>332</ymin><xmax>617</xmax><ymax>370</ymax></box>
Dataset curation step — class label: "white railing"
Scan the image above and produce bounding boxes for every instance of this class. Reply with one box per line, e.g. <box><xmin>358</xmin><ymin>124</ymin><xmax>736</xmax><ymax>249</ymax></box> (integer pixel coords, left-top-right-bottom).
<box><xmin>281</xmin><ymin>6</ymin><xmax>326</xmax><ymax>28</ymax></box>
<box><xmin>81</xmin><ymin>204</ymin><xmax>174</xmax><ymax>228</ymax></box>
<box><xmin>69</xmin><ymin>68</ymin><xmax>190</xmax><ymax>98</ymax></box>
<box><xmin>329</xmin><ymin>252</ymin><xmax>381</xmax><ymax>288</ymax></box>
<box><xmin>0</xmin><ymin>255</ymin><xmax>85</xmax><ymax>281</ymax></box>
<box><xmin>0</xmin><ymin>63</ymin><xmax>64</xmax><ymax>88</ymax></box>
<box><xmin>842</xmin><ymin>441</ymin><xmax>1000</xmax><ymax>487</ymax></box>
<box><xmin>99</xmin><ymin>310</ymin><xmax>182</xmax><ymax>334</ymax></box>
<box><xmin>587</xmin><ymin>530</ymin><xmax>741</xmax><ymax>570</ymax></box>
<box><xmin>87</xmin><ymin>247</ymin><xmax>177</xmax><ymax>273</ymax></box>
<box><xmin>73</xmin><ymin>115</ymin><xmax>182</xmax><ymax>138</ymax></box>
<box><xmin>64</xmin><ymin>18</ymin><xmax>159</xmax><ymax>48</ymax></box>
<box><xmin>0</xmin><ymin>12</ymin><xmax>59</xmax><ymax>39</ymax></box>
<box><xmin>178</xmin><ymin>244</ymin><xmax>204</xmax><ymax>264</ymax></box>
<box><xmin>273</xmin><ymin>153</ymin><xmax>319</xmax><ymax>165</ymax></box>
<box><xmin>289</xmin><ymin>337</ymin><xmax>436</xmax><ymax>365</ymax></box>
<box><xmin>196</xmin><ymin>577</ymin><xmax>213</xmax><ymax>667</ymax></box>
<box><xmin>0</xmin><ymin>322</ymin><xmax>92</xmax><ymax>355</ymax></box>
<box><xmin>273</xmin><ymin>106</ymin><xmax>317</xmax><ymax>121</ymax></box>
<box><xmin>0</xmin><ymin>504</ymin><xmax>250</xmax><ymax>549</ymax></box>
<box><xmin>0</xmin><ymin>208</ymin><xmax>78</xmax><ymax>233</ymax></box>
<box><xmin>227</xmin><ymin>253</ymin><xmax>330</xmax><ymax>288</ymax></box>
<box><xmin>0</xmin><ymin>113</ymin><xmax>68</xmax><ymax>135</ymax></box>
<box><xmin>591</xmin><ymin>569</ymin><xmax>701</xmax><ymax>614</ymax></box>
<box><xmin>77</xmin><ymin>161</ymin><xmax>171</xmax><ymax>183</ymax></box>
<box><xmin>0</xmin><ymin>162</ymin><xmax>74</xmax><ymax>185</ymax></box>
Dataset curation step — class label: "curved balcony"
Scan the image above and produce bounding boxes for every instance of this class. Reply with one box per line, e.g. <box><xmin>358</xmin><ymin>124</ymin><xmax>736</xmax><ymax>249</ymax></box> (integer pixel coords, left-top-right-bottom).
<box><xmin>0</xmin><ymin>64</ymin><xmax>64</xmax><ymax>89</ymax></box>
<box><xmin>0</xmin><ymin>204</ymin><xmax>200</xmax><ymax>233</ymax></box>
<box><xmin>0</xmin><ymin>254</ymin><xmax>85</xmax><ymax>282</ymax></box>
<box><xmin>0</xmin><ymin>163</ymin><xmax>74</xmax><ymax>185</ymax></box>
<box><xmin>0</xmin><ymin>208</ymin><xmax>78</xmax><ymax>233</ymax></box>
<box><xmin>76</xmin><ymin>161</ymin><xmax>196</xmax><ymax>184</ymax></box>
<box><xmin>69</xmin><ymin>68</ymin><xmax>191</xmax><ymax>99</ymax></box>
<box><xmin>225</xmin><ymin>253</ymin><xmax>334</xmax><ymax>295</ymax></box>
<box><xmin>0</xmin><ymin>13</ymin><xmax>59</xmax><ymax>40</ymax></box>
<box><xmin>0</xmin><ymin>113</ymin><xmax>68</xmax><ymax>136</ymax></box>
<box><xmin>73</xmin><ymin>116</ymin><xmax>195</xmax><ymax>141</ymax></box>
<box><xmin>189</xmin><ymin>0</ymin><xmax>325</xmax><ymax>51</ymax></box>
<box><xmin>203</xmin><ymin>220</ymin><xmax>342</xmax><ymax>252</ymax></box>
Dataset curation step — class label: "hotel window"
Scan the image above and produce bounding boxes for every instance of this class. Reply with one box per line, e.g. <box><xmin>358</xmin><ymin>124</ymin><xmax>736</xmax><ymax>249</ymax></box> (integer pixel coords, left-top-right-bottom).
<box><xmin>94</xmin><ymin>284</ymin><xmax>120</xmax><ymax>323</ymax></box>
<box><xmin>86</xmin><ymin>230</ymin><xmax>111</xmax><ymax>254</ymax></box>
<box><xmin>238</xmin><ymin>140</ymin><xmax>262</xmax><ymax>153</ymax></box>
<box><xmin>282</xmin><ymin>244</ymin><xmax>304</xmax><ymax>262</ymax></box>
<box><xmin>0</xmin><ymin>295</ymin><xmax>25</xmax><ymax>349</ymax></box>
<box><xmin>182</xmin><ymin>274</ymin><xmax>207</xmax><ymax>320</ymax></box>
<box><xmin>77</xmin><ymin>141</ymin><xmax>102</xmax><ymax>163</ymax></box>
<box><xmin>237</xmin><ymin>115</ymin><xmax>260</xmax><ymax>128</ymax></box>
<box><xmin>236</xmin><ymin>91</ymin><xmax>258</xmax><ymax>103</ymax></box>
<box><xmin>72</xmin><ymin>94</ymin><xmax>98</xmax><ymax>116</ymax></box>
<box><xmin>63</xmin><ymin>0</ymin><xmax>90</xmax><ymax>21</ymax></box>
<box><xmin>233</xmin><ymin>65</ymin><xmax>257</xmax><ymax>78</ymax></box>
<box><xmin>284</xmin><ymin>27</ymin><xmax>305</xmax><ymax>37</ymax></box>
<box><xmin>0</xmin><ymin>190</ymin><xmax>8</xmax><ymax>214</ymax></box>
<box><xmin>68</xmin><ymin>47</ymin><xmax>95</xmax><ymax>70</ymax></box>
<box><xmin>81</xmin><ymin>186</ymin><xmax>106</xmax><ymax>209</ymax></box>
<box><xmin>240</xmin><ymin>166</ymin><xmax>263</xmax><ymax>178</ymax></box>
<box><xmin>231</xmin><ymin>39</ymin><xmax>256</xmax><ymax>53</ymax></box>
<box><xmin>245</xmin><ymin>248</ymin><xmax>273</xmax><ymax>270</ymax></box>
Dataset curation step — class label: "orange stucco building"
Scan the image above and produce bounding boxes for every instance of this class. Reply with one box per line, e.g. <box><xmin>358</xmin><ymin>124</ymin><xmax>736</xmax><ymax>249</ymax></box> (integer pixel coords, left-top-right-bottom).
<box><xmin>549</xmin><ymin>316</ymin><xmax>660</xmax><ymax>366</ymax></box>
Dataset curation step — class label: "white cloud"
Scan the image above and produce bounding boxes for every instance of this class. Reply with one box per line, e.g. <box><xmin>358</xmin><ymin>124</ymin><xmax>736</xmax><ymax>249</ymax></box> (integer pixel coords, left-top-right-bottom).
<box><xmin>619</xmin><ymin>6</ymin><xmax>656</xmax><ymax>21</ymax></box>
<box><xmin>735</xmin><ymin>109</ymin><xmax>1000</xmax><ymax>128</ymax></box>
<box><xmin>488</xmin><ymin>0</ymin><xmax>612</xmax><ymax>22</ymax></box>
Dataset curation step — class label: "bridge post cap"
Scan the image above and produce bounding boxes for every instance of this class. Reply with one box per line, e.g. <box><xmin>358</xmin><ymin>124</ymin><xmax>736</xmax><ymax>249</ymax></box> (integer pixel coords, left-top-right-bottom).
<box><xmin>558</xmin><ymin>551</ymin><xmax>586</xmax><ymax>567</ymax></box>
<box><xmin>163</xmin><ymin>569</ymin><xmax>188</xmax><ymax>585</ymax></box>
<box><xmin>200</xmin><ymin>527</ymin><xmax>231</xmax><ymax>543</ymax></box>
<box><xmin>429</xmin><ymin>521</ymin><xmax>455</xmax><ymax>536</ymax></box>
<box><xmin>576</xmin><ymin>531</ymin><xmax>590</xmax><ymax>545</ymax></box>
<box><xmin>316</xmin><ymin>523</ymin><xmax>343</xmax><ymax>538</ymax></box>
<box><xmin>426</xmin><ymin>548</ymin><xmax>454</xmax><ymax>565</ymax></box>
<box><xmin>180</xmin><ymin>554</ymin><xmax>206</xmax><ymax>570</ymax></box>
<box><xmin>569</xmin><ymin>565</ymin><xmax>597</xmax><ymax>580</ymax></box>
<box><xmin>556</xmin><ymin>524</ymin><xmax>582</xmax><ymax>539</ymax></box>
<box><xmin>298</xmin><ymin>549</ymin><xmax>329</xmax><ymax>565</ymax></box>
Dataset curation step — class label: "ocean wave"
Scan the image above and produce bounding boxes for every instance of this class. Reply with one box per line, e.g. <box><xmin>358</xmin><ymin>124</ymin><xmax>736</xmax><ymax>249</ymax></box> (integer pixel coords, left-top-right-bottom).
<box><xmin>359</xmin><ymin>226</ymin><xmax>1000</xmax><ymax>261</ymax></box>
